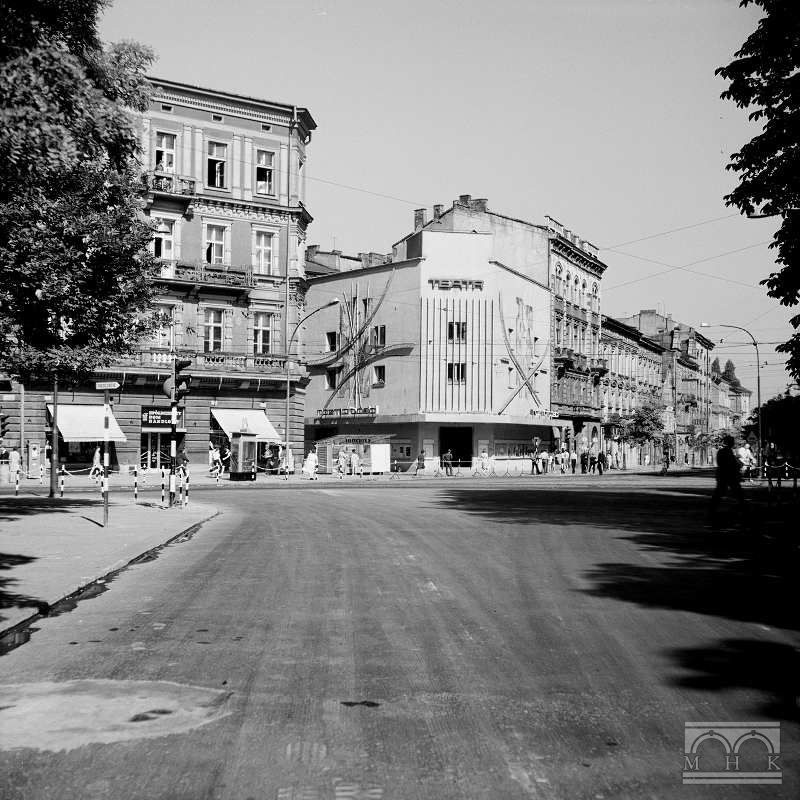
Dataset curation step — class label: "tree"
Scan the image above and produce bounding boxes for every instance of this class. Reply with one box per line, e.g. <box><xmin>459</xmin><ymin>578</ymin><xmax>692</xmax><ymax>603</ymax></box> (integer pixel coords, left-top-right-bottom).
<box><xmin>619</xmin><ymin>402</ymin><xmax>665</xmax><ymax>448</ymax></box>
<box><xmin>0</xmin><ymin>1</ymin><xmax>159</xmax><ymax>386</ymax></box>
<box><xmin>716</xmin><ymin>0</ymin><xmax>800</xmax><ymax>380</ymax></box>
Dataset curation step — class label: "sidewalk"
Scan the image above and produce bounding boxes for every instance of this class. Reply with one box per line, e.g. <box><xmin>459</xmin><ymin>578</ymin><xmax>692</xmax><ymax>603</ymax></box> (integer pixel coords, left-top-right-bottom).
<box><xmin>0</xmin><ymin>494</ymin><xmax>217</xmax><ymax>640</ymax></box>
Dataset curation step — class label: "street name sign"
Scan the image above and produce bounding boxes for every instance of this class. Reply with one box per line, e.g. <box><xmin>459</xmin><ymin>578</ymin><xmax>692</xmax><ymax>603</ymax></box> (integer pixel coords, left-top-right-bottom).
<box><xmin>95</xmin><ymin>381</ymin><xmax>120</xmax><ymax>390</ymax></box>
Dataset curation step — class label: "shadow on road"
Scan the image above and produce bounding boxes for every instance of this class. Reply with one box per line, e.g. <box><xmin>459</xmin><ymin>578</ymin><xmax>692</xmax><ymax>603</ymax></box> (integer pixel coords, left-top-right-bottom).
<box><xmin>0</xmin><ymin>497</ymin><xmax>101</xmax><ymax>523</ymax></box>
<box><xmin>668</xmin><ymin>638</ymin><xmax>800</xmax><ymax>722</ymax></box>
<box><xmin>0</xmin><ymin>553</ymin><xmax>46</xmax><ymax>622</ymax></box>
<box><xmin>439</xmin><ymin>485</ymin><xmax>799</xmax><ymax>720</ymax></box>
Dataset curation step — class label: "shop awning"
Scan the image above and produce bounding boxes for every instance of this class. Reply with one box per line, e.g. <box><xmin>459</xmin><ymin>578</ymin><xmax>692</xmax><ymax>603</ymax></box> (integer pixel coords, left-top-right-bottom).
<box><xmin>211</xmin><ymin>408</ymin><xmax>281</xmax><ymax>442</ymax></box>
<box><xmin>47</xmin><ymin>404</ymin><xmax>127</xmax><ymax>443</ymax></box>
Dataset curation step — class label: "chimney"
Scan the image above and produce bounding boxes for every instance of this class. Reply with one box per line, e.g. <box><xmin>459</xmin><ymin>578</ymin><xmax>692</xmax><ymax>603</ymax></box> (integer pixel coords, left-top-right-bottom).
<box><xmin>470</xmin><ymin>198</ymin><xmax>488</xmax><ymax>213</ymax></box>
<box><xmin>458</xmin><ymin>194</ymin><xmax>472</xmax><ymax>205</ymax></box>
<box><xmin>432</xmin><ymin>203</ymin><xmax>444</xmax><ymax>221</ymax></box>
<box><xmin>306</xmin><ymin>244</ymin><xmax>319</xmax><ymax>262</ymax></box>
<box><xmin>414</xmin><ymin>208</ymin><xmax>427</xmax><ymax>230</ymax></box>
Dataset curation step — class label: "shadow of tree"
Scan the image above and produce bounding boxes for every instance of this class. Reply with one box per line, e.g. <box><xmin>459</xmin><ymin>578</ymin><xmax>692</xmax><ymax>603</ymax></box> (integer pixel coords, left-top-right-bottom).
<box><xmin>668</xmin><ymin>638</ymin><xmax>800</xmax><ymax>721</ymax></box>
<box><xmin>0</xmin><ymin>497</ymin><xmax>101</xmax><ymax>523</ymax></box>
<box><xmin>0</xmin><ymin>553</ymin><xmax>46</xmax><ymax>622</ymax></box>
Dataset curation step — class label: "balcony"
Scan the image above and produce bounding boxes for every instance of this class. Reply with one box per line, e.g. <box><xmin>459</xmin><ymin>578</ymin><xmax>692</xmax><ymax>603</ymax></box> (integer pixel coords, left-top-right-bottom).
<box><xmin>590</xmin><ymin>357</ymin><xmax>609</xmax><ymax>376</ymax></box>
<box><xmin>143</xmin><ymin>171</ymin><xmax>196</xmax><ymax>211</ymax></box>
<box><xmin>553</xmin><ymin>347</ymin><xmax>575</xmax><ymax>367</ymax></box>
<box><xmin>157</xmin><ymin>260</ymin><xmax>255</xmax><ymax>291</ymax></box>
<box><xmin>116</xmin><ymin>347</ymin><xmax>289</xmax><ymax>377</ymax></box>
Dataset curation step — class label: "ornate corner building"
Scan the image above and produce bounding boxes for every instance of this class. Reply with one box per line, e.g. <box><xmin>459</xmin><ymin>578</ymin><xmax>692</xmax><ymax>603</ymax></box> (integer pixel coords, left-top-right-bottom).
<box><xmin>1</xmin><ymin>79</ymin><xmax>316</xmax><ymax>474</ymax></box>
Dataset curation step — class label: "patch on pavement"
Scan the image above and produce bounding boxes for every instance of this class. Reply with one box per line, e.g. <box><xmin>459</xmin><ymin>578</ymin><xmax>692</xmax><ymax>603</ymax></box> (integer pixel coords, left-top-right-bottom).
<box><xmin>0</xmin><ymin>679</ymin><xmax>231</xmax><ymax>751</ymax></box>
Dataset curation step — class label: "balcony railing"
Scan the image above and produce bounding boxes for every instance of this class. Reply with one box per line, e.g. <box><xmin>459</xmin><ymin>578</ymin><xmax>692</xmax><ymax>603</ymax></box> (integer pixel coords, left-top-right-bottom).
<box><xmin>144</xmin><ymin>171</ymin><xmax>196</xmax><ymax>196</ymax></box>
<box><xmin>157</xmin><ymin>259</ymin><xmax>255</xmax><ymax>289</ymax></box>
<box><xmin>553</xmin><ymin>346</ymin><xmax>575</xmax><ymax>365</ymax></box>
<box><xmin>116</xmin><ymin>347</ymin><xmax>288</xmax><ymax>375</ymax></box>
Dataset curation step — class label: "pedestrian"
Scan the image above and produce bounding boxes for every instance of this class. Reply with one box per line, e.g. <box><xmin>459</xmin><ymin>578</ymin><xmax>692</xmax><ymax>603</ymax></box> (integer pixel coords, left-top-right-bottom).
<box><xmin>559</xmin><ymin>446</ymin><xmax>567</xmax><ymax>474</ymax></box>
<box><xmin>301</xmin><ymin>449</ymin><xmax>318</xmax><ymax>479</ymax></box>
<box><xmin>479</xmin><ymin>449</ymin><xmax>490</xmax><ymax>475</ymax></box>
<box><xmin>597</xmin><ymin>450</ymin><xmax>606</xmax><ymax>476</ymax></box>
<box><xmin>710</xmin><ymin>434</ymin><xmax>746</xmax><ymax>526</ymax></box>
<box><xmin>538</xmin><ymin>449</ymin><xmax>547</xmax><ymax>474</ymax></box>
<box><xmin>570</xmin><ymin>448</ymin><xmax>578</xmax><ymax>474</ymax></box>
<box><xmin>766</xmin><ymin>442</ymin><xmax>784</xmax><ymax>494</ymax></box>
<box><xmin>589</xmin><ymin>450</ymin><xmax>598</xmax><ymax>474</ymax></box>
<box><xmin>336</xmin><ymin>449</ymin><xmax>347</xmax><ymax>479</ymax></box>
<box><xmin>442</xmin><ymin>448</ymin><xmax>453</xmax><ymax>477</ymax></box>
<box><xmin>220</xmin><ymin>445</ymin><xmax>231</xmax><ymax>475</ymax></box>
<box><xmin>580</xmin><ymin>450</ymin><xmax>589</xmax><ymax>474</ymax></box>
<box><xmin>415</xmin><ymin>450</ymin><xmax>426</xmax><ymax>476</ymax></box>
<box><xmin>349</xmin><ymin>447</ymin><xmax>361</xmax><ymax>477</ymax></box>
<box><xmin>531</xmin><ymin>447</ymin><xmax>541</xmax><ymax>475</ymax></box>
<box><xmin>89</xmin><ymin>445</ymin><xmax>103</xmax><ymax>481</ymax></box>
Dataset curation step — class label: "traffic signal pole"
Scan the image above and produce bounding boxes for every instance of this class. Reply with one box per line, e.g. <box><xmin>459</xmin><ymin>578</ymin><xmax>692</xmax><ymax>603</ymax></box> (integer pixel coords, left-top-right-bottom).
<box><xmin>103</xmin><ymin>388</ymin><xmax>109</xmax><ymax>527</ymax></box>
<box><xmin>170</xmin><ymin>356</ymin><xmax>177</xmax><ymax>507</ymax></box>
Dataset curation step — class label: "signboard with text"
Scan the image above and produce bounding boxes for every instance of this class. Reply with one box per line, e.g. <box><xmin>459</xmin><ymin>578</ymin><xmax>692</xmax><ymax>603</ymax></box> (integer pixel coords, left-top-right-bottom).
<box><xmin>316</xmin><ymin>407</ymin><xmax>378</xmax><ymax>418</ymax></box>
<box><xmin>141</xmin><ymin>406</ymin><xmax>185</xmax><ymax>430</ymax></box>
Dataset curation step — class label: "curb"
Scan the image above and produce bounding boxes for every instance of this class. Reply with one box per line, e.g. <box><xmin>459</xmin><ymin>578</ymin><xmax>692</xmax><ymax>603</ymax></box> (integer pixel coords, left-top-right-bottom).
<box><xmin>0</xmin><ymin>505</ymin><xmax>219</xmax><ymax>643</ymax></box>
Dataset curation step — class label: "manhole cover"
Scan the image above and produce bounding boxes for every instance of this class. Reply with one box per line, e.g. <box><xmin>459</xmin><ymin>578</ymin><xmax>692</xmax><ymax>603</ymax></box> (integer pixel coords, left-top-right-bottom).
<box><xmin>0</xmin><ymin>679</ymin><xmax>231</xmax><ymax>751</ymax></box>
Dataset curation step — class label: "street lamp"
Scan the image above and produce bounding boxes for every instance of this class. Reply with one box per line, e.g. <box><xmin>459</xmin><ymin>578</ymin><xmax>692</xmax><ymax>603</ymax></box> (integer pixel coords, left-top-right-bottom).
<box><xmin>283</xmin><ymin>297</ymin><xmax>340</xmax><ymax>479</ymax></box>
<box><xmin>701</xmin><ymin>322</ymin><xmax>762</xmax><ymax>469</ymax></box>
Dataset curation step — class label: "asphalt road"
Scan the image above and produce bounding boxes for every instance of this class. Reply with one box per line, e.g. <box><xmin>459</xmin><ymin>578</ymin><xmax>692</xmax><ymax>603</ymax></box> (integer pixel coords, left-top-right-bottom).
<box><xmin>1</xmin><ymin>476</ymin><xmax>797</xmax><ymax>799</ymax></box>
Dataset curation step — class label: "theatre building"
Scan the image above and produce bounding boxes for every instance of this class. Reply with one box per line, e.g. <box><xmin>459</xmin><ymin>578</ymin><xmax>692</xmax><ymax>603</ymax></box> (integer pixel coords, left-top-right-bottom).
<box><xmin>0</xmin><ymin>79</ymin><xmax>315</xmax><ymax>474</ymax></box>
<box><xmin>302</xmin><ymin>199</ymin><xmax>553</xmax><ymax>470</ymax></box>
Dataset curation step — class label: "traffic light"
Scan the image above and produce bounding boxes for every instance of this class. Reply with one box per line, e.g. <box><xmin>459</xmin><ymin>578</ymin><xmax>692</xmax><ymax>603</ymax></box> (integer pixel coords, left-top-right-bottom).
<box><xmin>162</xmin><ymin>358</ymin><xmax>193</xmax><ymax>400</ymax></box>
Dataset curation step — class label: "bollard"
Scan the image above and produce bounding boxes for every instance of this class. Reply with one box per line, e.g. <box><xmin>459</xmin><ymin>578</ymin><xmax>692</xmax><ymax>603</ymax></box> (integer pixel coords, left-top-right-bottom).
<box><xmin>133</xmin><ymin>465</ymin><xmax>138</xmax><ymax>503</ymax></box>
<box><xmin>40</xmin><ymin>463</ymin><xmax>44</xmax><ymax>485</ymax></box>
<box><xmin>185</xmin><ymin>473</ymin><xmax>190</xmax><ymax>507</ymax></box>
<box><xmin>216</xmin><ymin>467</ymin><xmax>220</xmax><ymax>487</ymax></box>
<box><xmin>178</xmin><ymin>472</ymin><xmax>184</xmax><ymax>507</ymax></box>
<box><xmin>161</xmin><ymin>468</ymin><xmax>165</xmax><ymax>506</ymax></box>
<box><xmin>251</xmin><ymin>461</ymin><xmax>256</xmax><ymax>482</ymax></box>
<box><xmin>60</xmin><ymin>465</ymin><xmax>65</xmax><ymax>498</ymax></box>
<box><xmin>15</xmin><ymin>468</ymin><xmax>20</xmax><ymax>496</ymax></box>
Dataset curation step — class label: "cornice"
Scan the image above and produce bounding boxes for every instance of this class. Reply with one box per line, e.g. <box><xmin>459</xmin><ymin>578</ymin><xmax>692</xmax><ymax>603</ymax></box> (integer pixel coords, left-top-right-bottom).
<box><xmin>551</xmin><ymin>238</ymin><xmax>607</xmax><ymax>277</ymax></box>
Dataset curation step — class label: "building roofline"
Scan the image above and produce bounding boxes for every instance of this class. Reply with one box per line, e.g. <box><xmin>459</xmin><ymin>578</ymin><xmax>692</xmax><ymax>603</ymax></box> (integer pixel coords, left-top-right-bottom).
<box><xmin>147</xmin><ymin>76</ymin><xmax>317</xmax><ymax>131</ymax></box>
<box><xmin>306</xmin><ymin>257</ymin><xmax>424</xmax><ymax>285</ymax></box>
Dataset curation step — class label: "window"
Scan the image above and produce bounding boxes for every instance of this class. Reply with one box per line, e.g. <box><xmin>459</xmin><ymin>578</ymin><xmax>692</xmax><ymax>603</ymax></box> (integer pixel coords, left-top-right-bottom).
<box><xmin>212</xmin><ymin>113</ymin><xmax>224</xmax><ymax>122</ymax></box>
<box><xmin>203</xmin><ymin>309</ymin><xmax>223</xmax><ymax>352</ymax></box>
<box><xmin>447</xmin><ymin>362</ymin><xmax>466</xmax><ymax>383</ymax></box>
<box><xmin>326</xmin><ymin>332</ymin><xmax>338</xmax><ymax>352</ymax></box>
<box><xmin>372</xmin><ymin>365</ymin><xmax>385</xmax><ymax>385</ymax></box>
<box><xmin>153</xmin><ymin>218</ymin><xmax>174</xmax><ymax>259</ymax></box>
<box><xmin>255</xmin><ymin>150</ymin><xmax>275</xmax><ymax>195</ymax></box>
<box><xmin>448</xmin><ymin>321</ymin><xmax>467</xmax><ymax>341</ymax></box>
<box><xmin>155</xmin><ymin>132</ymin><xmax>176</xmax><ymax>173</ymax></box>
<box><xmin>372</xmin><ymin>325</ymin><xmax>386</xmax><ymax>348</ymax></box>
<box><xmin>205</xmin><ymin>224</ymin><xmax>226</xmax><ymax>265</ymax></box>
<box><xmin>207</xmin><ymin>141</ymin><xmax>227</xmax><ymax>188</ymax></box>
<box><xmin>253</xmin><ymin>312</ymin><xmax>272</xmax><ymax>354</ymax></box>
<box><xmin>325</xmin><ymin>367</ymin><xmax>341</xmax><ymax>390</ymax></box>
<box><xmin>253</xmin><ymin>230</ymin><xmax>275</xmax><ymax>274</ymax></box>
<box><xmin>152</xmin><ymin>304</ymin><xmax>173</xmax><ymax>349</ymax></box>
<box><xmin>160</xmin><ymin>104</ymin><xmax>173</xmax><ymax>112</ymax></box>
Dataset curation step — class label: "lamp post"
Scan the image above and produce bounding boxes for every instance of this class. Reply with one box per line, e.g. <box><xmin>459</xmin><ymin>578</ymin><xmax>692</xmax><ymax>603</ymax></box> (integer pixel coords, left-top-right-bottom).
<box><xmin>283</xmin><ymin>297</ymin><xmax>340</xmax><ymax>479</ymax></box>
<box><xmin>701</xmin><ymin>322</ymin><xmax>762</xmax><ymax>470</ymax></box>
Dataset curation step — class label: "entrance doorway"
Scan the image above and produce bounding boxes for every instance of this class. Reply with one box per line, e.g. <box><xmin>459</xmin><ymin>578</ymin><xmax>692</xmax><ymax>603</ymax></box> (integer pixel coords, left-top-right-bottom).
<box><xmin>439</xmin><ymin>426</ymin><xmax>473</xmax><ymax>471</ymax></box>
<box><xmin>140</xmin><ymin>432</ymin><xmax>172</xmax><ymax>469</ymax></box>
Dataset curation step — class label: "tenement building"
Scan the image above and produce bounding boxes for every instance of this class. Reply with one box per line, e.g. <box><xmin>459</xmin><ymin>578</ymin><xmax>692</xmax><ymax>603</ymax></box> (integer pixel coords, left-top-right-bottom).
<box><xmin>301</xmin><ymin>197</ymin><xmax>556</xmax><ymax>470</ymax></box>
<box><xmin>599</xmin><ymin>315</ymin><xmax>666</xmax><ymax>467</ymax></box>
<box><xmin>618</xmin><ymin>310</ymin><xmax>717</xmax><ymax>464</ymax></box>
<box><xmin>2</xmin><ymin>79</ymin><xmax>315</xmax><ymax>474</ymax></box>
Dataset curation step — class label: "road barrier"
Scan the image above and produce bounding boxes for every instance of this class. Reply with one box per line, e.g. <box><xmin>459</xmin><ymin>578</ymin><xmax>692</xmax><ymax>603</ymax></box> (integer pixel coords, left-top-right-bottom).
<box><xmin>60</xmin><ymin>465</ymin><xmax>65</xmax><ymax>498</ymax></box>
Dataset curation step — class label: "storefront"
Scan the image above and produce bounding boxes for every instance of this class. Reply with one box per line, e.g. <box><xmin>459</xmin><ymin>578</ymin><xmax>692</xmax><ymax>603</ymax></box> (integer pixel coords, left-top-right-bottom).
<box><xmin>140</xmin><ymin>406</ymin><xmax>185</xmax><ymax>469</ymax></box>
<box><xmin>47</xmin><ymin>403</ymin><xmax>127</xmax><ymax>468</ymax></box>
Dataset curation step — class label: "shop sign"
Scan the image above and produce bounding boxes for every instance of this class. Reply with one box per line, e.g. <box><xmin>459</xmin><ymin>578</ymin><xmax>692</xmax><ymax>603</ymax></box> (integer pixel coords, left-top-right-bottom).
<box><xmin>427</xmin><ymin>278</ymin><xmax>484</xmax><ymax>291</ymax></box>
<box><xmin>317</xmin><ymin>407</ymin><xmax>378</xmax><ymax>418</ymax></box>
<box><xmin>141</xmin><ymin>406</ymin><xmax>184</xmax><ymax>429</ymax></box>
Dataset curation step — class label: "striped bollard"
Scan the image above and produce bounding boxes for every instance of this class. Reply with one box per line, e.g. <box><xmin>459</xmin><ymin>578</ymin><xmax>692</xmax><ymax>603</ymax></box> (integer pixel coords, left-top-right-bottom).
<box><xmin>60</xmin><ymin>465</ymin><xmax>65</xmax><ymax>498</ymax></box>
<box><xmin>133</xmin><ymin>465</ymin><xmax>138</xmax><ymax>503</ymax></box>
<box><xmin>178</xmin><ymin>472</ymin><xmax>184</xmax><ymax>507</ymax></box>
<box><xmin>161</xmin><ymin>468</ymin><xmax>166</xmax><ymax>506</ymax></box>
<box><xmin>251</xmin><ymin>461</ymin><xmax>256</xmax><ymax>482</ymax></box>
<box><xmin>40</xmin><ymin>463</ymin><xmax>44</xmax><ymax>485</ymax></box>
<box><xmin>185</xmin><ymin>473</ymin><xmax>190</xmax><ymax>507</ymax></box>
<box><xmin>15</xmin><ymin>469</ymin><xmax>20</xmax><ymax>496</ymax></box>
<box><xmin>216</xmin><ymin>467</ymin><xmax>220</xmax><ymax>487</ymax></box>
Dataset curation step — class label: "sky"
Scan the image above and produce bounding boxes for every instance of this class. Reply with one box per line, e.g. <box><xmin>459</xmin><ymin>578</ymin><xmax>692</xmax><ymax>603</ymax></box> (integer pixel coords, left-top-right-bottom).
<box><xmin>99</xmin><ymin>0</ymin><xmax>793</xmax><ymax>401</ymax></box>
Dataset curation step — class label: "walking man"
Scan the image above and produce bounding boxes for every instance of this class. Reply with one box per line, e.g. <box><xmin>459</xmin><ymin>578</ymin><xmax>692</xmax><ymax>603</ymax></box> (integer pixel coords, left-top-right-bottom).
<box><xmin>442</xmin><ymin>448</ymin><xmax>454</xmax><ymax>477</ymax></box>
<box><xmin>710</xmin><ymin>434</ymin><xmax>746</xmax><ymax>526</ymax></box>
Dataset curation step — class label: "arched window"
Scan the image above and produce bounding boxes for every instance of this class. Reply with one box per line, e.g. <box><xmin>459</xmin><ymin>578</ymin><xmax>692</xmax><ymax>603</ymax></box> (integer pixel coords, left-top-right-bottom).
<box><xmin>564</xmin><ymin>272</ymin><xmax>571</xmax><ymax>301</ymax></box>
<box><xmin>581</xmin><ymin>281</ymin><xmax>587</xmax><ymax>308</ymax></box>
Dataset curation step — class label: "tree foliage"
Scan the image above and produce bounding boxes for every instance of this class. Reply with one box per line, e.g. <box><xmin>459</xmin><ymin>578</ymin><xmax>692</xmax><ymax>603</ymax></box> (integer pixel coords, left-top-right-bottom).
<box><xmin>742</xmin><ymin>392</ymin><xmax>800</xmax><ymax>457</ymax></box>
<box><xmin>716</xmin><ymin>0</ymin><xmax>800</xmax><ymax>380</ymax></box>
<box><xmin>619</xmin><ymin>402</ymin><xmax>665</xmax><ymax>447</ymax></box>
<box><xmin>0</xmin><ymin>0</ymin><xmax>158</xmax><ymax>384</ymax></box>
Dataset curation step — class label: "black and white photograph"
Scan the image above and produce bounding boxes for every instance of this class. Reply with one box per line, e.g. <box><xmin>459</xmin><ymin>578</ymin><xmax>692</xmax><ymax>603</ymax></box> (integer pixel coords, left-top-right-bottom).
<box><xmin>0</xmin><ymin>0</ymin><xmax>798</xmax><ymax>797</ymax></box>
